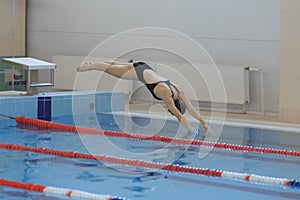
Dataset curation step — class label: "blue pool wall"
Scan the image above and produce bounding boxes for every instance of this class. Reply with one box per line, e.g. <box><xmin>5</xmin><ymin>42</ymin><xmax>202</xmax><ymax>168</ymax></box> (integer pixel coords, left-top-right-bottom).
<box><xmin>0</xmin><ymin>91</ymin><xmax>125</xmax><ymax>119</ymax></box>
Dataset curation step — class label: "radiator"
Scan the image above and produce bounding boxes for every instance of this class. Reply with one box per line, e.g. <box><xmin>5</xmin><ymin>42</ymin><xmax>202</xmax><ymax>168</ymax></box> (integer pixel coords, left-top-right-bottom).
<box><xmin>52</xmin><ymin>55</ymin><xmax>132</xmax><ymax>94</ymax></box>
<box><xmin>155</xmin><ymin>62</ymin><xmax>250</xmax><ymax>105</ymax></box>
<box><xmin>217</xmin><ymin>65</ymin><xmax>250</xmax><ymax>105</ymax></box>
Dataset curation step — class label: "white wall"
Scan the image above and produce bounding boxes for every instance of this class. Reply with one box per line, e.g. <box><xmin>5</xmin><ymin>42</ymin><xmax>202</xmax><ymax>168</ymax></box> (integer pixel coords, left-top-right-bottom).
<box><xmin>279</xmin><ymin>0</ymin><xmax>300</xmax><ymax>123</ymax></box>
<box><xmin>0</xmin><ymin>0</ymin><xmax>26</xmax><ymax>57</ymax></box>
<box><xmin>26</xmin><ymin>0</ymin><xmax>280</xmax><ymax>113</ymax></box>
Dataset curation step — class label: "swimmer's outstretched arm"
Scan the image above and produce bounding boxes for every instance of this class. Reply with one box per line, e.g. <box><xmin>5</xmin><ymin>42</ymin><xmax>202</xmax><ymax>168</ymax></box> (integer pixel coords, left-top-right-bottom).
<box><xmin>179</xmin><ymin>91</ymin><xmax>211</xmax><ymax>132</ymax></box>
<box><xmin>162</xmin><ymin>93</ymin><xmax>195</xmax><ymax>131</ymax></box>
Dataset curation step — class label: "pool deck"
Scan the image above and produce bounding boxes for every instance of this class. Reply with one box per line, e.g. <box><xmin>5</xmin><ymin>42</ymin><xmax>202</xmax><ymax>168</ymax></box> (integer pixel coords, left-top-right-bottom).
<box><xmin>117</xmin><ymin>102</ymin><xmax>300</xmax><ymax>133</ymax></box>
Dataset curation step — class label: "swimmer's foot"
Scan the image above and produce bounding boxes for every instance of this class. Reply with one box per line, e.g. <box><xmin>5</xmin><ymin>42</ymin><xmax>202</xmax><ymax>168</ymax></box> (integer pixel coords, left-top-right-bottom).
<box><xmin>76</xmin><ymin>62</ymin><xmax>93</xmax><ymax>72</ymax></box>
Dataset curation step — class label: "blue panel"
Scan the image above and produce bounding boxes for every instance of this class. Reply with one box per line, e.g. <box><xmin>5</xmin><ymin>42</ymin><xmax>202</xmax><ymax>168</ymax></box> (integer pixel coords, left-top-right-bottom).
<box><xmin>37</xmin><ymin>97</ymin><xmax>44</xmax><ymax>118</ymax></box>
<box><xmin>38</xmin><ymin>97</ymin><xmax>51</xmax><ymax>121</ymax></box>
<box><xmin>45</xmin><ymin>97</ymin><xmax>51</xmax><ymax>119</ymax></box>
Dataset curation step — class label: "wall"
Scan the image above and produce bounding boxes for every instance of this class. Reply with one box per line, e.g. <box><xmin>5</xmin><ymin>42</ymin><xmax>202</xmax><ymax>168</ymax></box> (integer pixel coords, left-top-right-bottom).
<box><xmin>280</xmin><ymin>0</ymin><xmax>300</xmax><ymax>123</ymax></box>
<box><xmin>26</xmin><ymin>0</ymin><xmax>280</xmax><ymax>113</ymax></box>
<box><xmin>0</xmin><ymin>0</ymin><xmax>26</xmax><ymax>56</ymax></box>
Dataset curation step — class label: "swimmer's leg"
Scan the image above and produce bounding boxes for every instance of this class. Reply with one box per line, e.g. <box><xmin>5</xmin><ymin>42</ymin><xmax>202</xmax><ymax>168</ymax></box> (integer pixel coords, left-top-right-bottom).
<box><xmin>77</xmin><ymin>62</ymin><xmax>138</xmax><ymax>80</ymax></box>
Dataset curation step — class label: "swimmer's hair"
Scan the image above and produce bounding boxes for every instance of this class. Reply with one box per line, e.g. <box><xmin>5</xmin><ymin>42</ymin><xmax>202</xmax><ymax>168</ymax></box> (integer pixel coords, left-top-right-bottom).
<box><xmin>168</xmin><ymin>98</ymin><xmax>186</xmax><ymax>115</ymax></box>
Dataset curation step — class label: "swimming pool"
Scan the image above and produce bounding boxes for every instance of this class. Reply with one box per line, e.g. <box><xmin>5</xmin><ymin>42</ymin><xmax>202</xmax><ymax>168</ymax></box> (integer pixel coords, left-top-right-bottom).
<box><xmin>1</xmin><ymin>112</ymin><xmax>300</xmax><ymax>200</ymax></box>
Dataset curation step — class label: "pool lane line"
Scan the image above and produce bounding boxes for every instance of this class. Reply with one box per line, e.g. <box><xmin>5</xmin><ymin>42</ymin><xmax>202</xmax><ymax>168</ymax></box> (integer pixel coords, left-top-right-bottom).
<box><xmin>0</xmin><ymin>177</ymin><xmax>128</xmax><ymax>200</ymax></box>
<box><xmin>0</xmin><ymin>113</ymin><xmax>16</xmax><ymax>119</ymax></box>
<box><xmin>15</xmin><ymin>115</ymin><xmax>300</xmax><ymax>157</ymax></box>
<box><xmin>25</xmin><ymin>157</ymin><xmax>300</xmax><ymax>199</ymax></box>
<box><xmin>102</xmin><ymin>112</ymin><xmax>300</xmax><ymax>150</ymax></box>
<box><xmin>130</xmin><ymin>144</ymin><xmax>300</xmax><ymax>166</ymax></box>
<box><xmin>1</xmin><ymin>143</ymin><xmax>300</xmax><ymax>189</ymax></box>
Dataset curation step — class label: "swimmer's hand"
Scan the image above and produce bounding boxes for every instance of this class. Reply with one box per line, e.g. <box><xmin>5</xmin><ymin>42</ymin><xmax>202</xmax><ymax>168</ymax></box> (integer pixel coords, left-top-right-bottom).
<box><xmin>187</xmin><ymin>123</ymin><xmax>211</xmax><ymax>135</ymax></box>
<box><xmin>203</xmin><ymin>122</ymin><xmax>211</xmax><ymax>133</ymax></box>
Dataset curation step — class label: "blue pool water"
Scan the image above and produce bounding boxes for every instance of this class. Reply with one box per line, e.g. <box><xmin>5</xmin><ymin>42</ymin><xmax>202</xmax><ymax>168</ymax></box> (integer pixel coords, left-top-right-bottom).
<box><xmin>1</xmin><ymin>113</ymin><xmax>300</xmax><ymax>200</ymax></box>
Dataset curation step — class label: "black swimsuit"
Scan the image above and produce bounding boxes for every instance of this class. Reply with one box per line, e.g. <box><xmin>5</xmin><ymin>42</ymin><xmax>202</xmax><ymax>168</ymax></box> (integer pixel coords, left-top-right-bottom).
<box><xmin>133</xmin><ymin>62</ymin><xmax>177</xmax><ymax>100</ymax></box>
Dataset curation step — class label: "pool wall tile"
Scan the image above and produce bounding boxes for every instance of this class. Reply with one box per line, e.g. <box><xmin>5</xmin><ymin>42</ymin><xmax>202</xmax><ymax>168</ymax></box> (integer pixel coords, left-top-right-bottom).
<box><xmin>0</xmin><ymin>91</ymin><xmax>124</xmax><ymax>119</ymax></box>
<box><xmin>0</xmin><ymin>96</ymin><xmax>38</xmax><ymax>118</ymax></box>
<box><xmin>52</xmin><ymin>96</ymin><xmax>66</xmax><ymax>116</ymax></box>
<box><xmin>0</xmin><ymin>98</ymin><xmax>9</xmax><ymax>116</ymax></box>
<box><xmin>111</xmin><ymin>93</ymin><xmax>125</xmax><ymax>112</ymax></box>
<box><xmin>15</xmin><ymin>98</ymin><xmax>23</xmax><ymax>117</ymax></box>
<box><xmin>22</xmin><ymin>98</ymin><xmax>37</xmax><ymax>117</ymax></box>
<box><xmin>65</xmin><ymin>97</ymin><xmax>72</xmax><ymax>115</ymax></box>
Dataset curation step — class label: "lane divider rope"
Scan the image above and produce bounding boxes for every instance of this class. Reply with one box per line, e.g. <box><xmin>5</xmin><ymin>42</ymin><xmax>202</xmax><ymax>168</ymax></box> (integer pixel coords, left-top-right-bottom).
<box><xmin>0</xmin><ymin>177</ymin><xmax>127</xmax><ymax>200</ymax></box>
<box><xmin>1</xmin><ymin>143</ymin><xmax>299</xmax><ymax>189</ymax></box>
<box><xmin>15</xmin><ymin>116</ymin><xmax>300</xmax><ymax>157</ymax></box>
